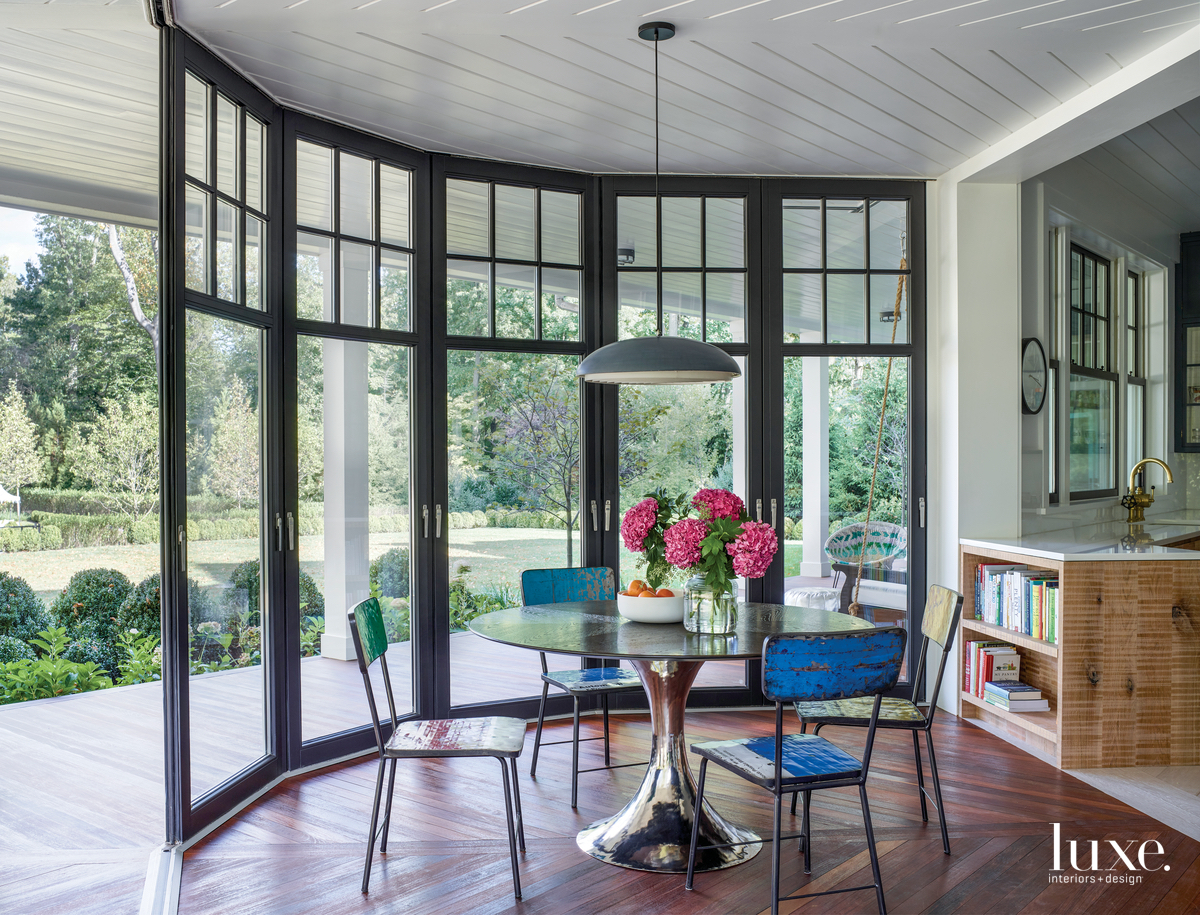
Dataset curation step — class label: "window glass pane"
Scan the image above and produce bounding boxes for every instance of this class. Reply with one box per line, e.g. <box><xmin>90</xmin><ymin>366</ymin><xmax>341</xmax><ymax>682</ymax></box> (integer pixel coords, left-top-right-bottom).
<box><xmin>617</xmin><ymin>196</ymin><xmax>657</xmax><ymax>267</ymax></box>
<box><xmin>1189</xmin><ymin>327</ymin><xmax>1200</xmax><ymax>365</ymax></box>
<box><xmin>380</xmin><ymin>164</ymin><xmax>410</xmax><ymax>249</ymax></box>
<box><xmin>826</xmin><ymin>273</ymin><xmax>865</xmax><ymax>344</ymax></box>
<box><xmin>783</xmin><ymin>273</ymin><xmax>821</xmax><ymax>343</ymax></box>
<box><xmin>296</xmin><ymin>232</ymin><xmax>333</xmax><ymax>322</ymax></box>
<box><xmin>662</xmin><ymin>197</ymin><xmax>701</xmax><ymax>268</ymax></box>
<box><xmin>1070</xmin><ymin>310</ymin><xmax>1080</xmax><ymax>364</ymax></box>
<box><xmin>706</xmin><ymin>272</ymin><xmax>744</xmax><ymax>343</ymax></box>
<box><xmin>216</xmin><ymin>200</ymin><xmax>238</xmax><ymax>304</ymax></box>
<box><xmin>297</xmin><ymin>336</ymin><xmax>413</xmax><ymax>740</ymax></box>
<box><xmin>618</xmin><ymin>271</ymin><xmax>657</xmax><ymax>339</ymax></box>
<box><xmin>705</xmin><ymin>198</ymin><xmax>743</xmax><ymax>269</ymax></box>
<box><xmin>447</xmin><ymin>179</ymin><xmax>489</xmax><ymax>257</ymax></box>
<box><xmin>783</xmin><ymin>199</ymin><xmax>821</xmax><ymax>269</ymax></box>
<box><xmin>494</xmin><ymin>263</ymin><xmax>536</xmax><ymax>340</ymax></box>
<box><xmin>245</xmin><ymin>116</ymin><xmax>264</xmax><ymax>213</ymax></box>
<box><xmin>185</xmin><ymin>73</ymin><xmax>208</xmax><ymax>182</ymax></box>
<box><xmin>1096</xmin><ymin>262</ymin><xmax>1108</xmax><ymax>317</ymax></box>
<box><xmin>1082</xmin><ymin>315</ymin><xmax>1093</xmax><ymax>368</ymax></box>
<box><xmin>494</xmin><ymin>184</ymin><xmax>536</xmax><ymax>262</ymax></box>
<box><xmin>869</xmin><ymin>199</ymin><xmax>907</xmax><ymax>270</ymax></box>
<box><xmin>447</xmin><ymin>259</ymin><xmax>490</xmax><ymax>336</ymax></box>
<box><xmin>826</xmin><ymin>199</ymin><xmax>865</xmax><ymax>269</ymax></box>
<box><xmin>1069</xmin><ymin>373</ymin><xmax>1115</xmax><ymax>493</ymax></box>
<box><xmin>662</xmin><ymin>272</ymin><xmax>702</xmax><ymax>340</ymax></box>
<box><xmin>216</xmin><ymin>94</ymin><xmax>238</xmax><ymax>199</ymax></box>
<box><xmin>339</xmin><ymin>152</ymin><xmax>374</xmax><ymax>241</ymax></box>
<box><xmin>541</xmin><ymin>267</ymin><xmax>580</xmax><ymax>341</ymax></box>
<box><xmin>380</xmin><ymin>250</ymin><xmax>410</xmax><ymax>331</ymax></box>
<box><xmin>296</xmin><ymin>140</ymin><xmax>333</xmax><ymax>232</ymax></box>
<box><xmin>1096</xmin><ymin>316</ymin><xmax>1108</xmax><ymax>371</ymax></box>
<box><xmin>245</xmin><ymin>214</ymin><xmax>263</xmax><ymax>311</ymax></box>
<box><xmin>870</xmin><ymin>274</ymin><xmax>908</xmax><ymax>345</ymax></box>
<box><xmin>541</xmin><ymin>191</ymin><xmax>580</xmax><ymax>265</ymax></box>
<box><xmin>185</xmin><ymin>312</ymin><xmax>264</xmax><ymax>799</ymax></box>
<box><xmin>1048</xmin><ymin>366</ymin><xmax>1057</xmax><ymax>496</ymax></box>
<box><xmin>185</xmin><ymin>184</ymin><xmax>209</xmax><ymax>294</ymax></box>
<box><xmin>340</xmin><ymin>241</ymin><xmax>375</xmax><ymax>328</ymax></box>
<box><xmin>1188</xmin><ymin>406</ymin><xmax>1200</xmax><ymax>446</ymax></box>
<box><xmin>1082</xmin><ymin>258</ymin><xmax>1094</xmax><ymax>313</ymax></box>
<box><xmin>1126</xmin><ymin>382</ymin><xmax>1144</xmax><ymax>471</ymax></box>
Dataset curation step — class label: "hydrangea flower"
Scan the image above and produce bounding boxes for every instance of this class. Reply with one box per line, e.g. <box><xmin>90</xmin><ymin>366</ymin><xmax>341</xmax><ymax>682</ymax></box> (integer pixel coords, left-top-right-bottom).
<box><xmin>693</xmin><ymin>488</ymin><xmax>745</xmax><ymax>521</ymax></box>
<box><xmin>621</xmin><ymin>498</ymin><xmax>659</xmax><ymax>553</ymax></box>
<box><xmin>664</xmin><ymin>518</ymin><xmax>709</xmax><ymax>569</ymax></box>
<box><xmin>727</xmin><ymin>520</ymin><xmax>779</xmax><ymax>579</ymax></box>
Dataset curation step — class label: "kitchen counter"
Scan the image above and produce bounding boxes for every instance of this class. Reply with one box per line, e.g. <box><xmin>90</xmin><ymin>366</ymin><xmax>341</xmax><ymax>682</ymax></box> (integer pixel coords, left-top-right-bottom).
<box><xmin>962</xmin><ymin>511</ymin><xmax>1200</xmax><ymax>561</ymax></box>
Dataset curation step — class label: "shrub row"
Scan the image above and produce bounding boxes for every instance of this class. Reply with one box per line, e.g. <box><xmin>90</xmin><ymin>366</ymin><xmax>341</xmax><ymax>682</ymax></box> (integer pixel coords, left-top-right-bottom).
<box><xmin>0</xmin><ymin>524</ymin><xmax>62</xmax><ymax>552</ymax></box>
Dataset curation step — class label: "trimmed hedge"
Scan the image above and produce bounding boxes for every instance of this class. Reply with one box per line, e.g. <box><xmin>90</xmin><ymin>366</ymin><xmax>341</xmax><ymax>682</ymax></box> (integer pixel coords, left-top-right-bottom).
<box><xmin>0</xmin><ymin>572</ymin><xmax>52</xmax><ymax>643</ymax></box>
<box><xmin>370</xmin><ymin>548</ymin><xmax>410</xmax><ymax>600</ymax></box>
<box><xmin>0</xmin><ymin>634</ymin><xmax>35</xmax><ymax>663</ymax></box>
<box><xmin>116</xmin><ymin>572</ymin><xmax>221</xmax><ymax>633</ymax></box>
<box><xmin>51</xmin><ymin>568</ymin><xmax>133</xmax><ymax>677</ymax></box>
<box><xmin>226</xmin><ymin>560</ymin><xmax>324</xmax><ymax>622</ymax></box>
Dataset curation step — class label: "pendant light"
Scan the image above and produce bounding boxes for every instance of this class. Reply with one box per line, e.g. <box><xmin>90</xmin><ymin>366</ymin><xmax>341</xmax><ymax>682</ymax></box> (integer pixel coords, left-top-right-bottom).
<box><xmin>577</xmin><ymin>21</ymin><xmax>741</xmax><ymax>386</ymax></box>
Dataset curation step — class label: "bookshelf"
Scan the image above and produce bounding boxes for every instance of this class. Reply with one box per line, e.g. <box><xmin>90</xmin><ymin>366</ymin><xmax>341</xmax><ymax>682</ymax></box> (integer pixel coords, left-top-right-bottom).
<box><xmin>959</xmin><ymin>544</ymin><xmax>1200</xmax><ymax>769</ymax></box>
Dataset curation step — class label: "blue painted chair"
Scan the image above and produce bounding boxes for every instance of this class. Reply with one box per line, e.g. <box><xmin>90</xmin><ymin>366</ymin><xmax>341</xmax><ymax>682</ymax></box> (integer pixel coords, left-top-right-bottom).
<box><xmin>686</xmin><ymin>626</ymin><xmax>907</xmax><ymax>915</ymax></box>
<box><xmin>348</xmin><ymin>597</ymin><xmax>527</xmax><ymax>898</ymax></box>
<box><xmin>793</xmin><ymin>585</ymin><xmax>964</xmax><ymax>855</ymax></box>
<box><xmin>521</xmin><ymin>567</ymin><xmax>644</xmax><ymax>808</ymax></box>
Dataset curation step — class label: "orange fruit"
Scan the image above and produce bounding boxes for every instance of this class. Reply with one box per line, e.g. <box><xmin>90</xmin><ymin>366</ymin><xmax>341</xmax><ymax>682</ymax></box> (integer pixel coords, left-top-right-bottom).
<box><xmin>655</xmin><ymin>588</ymin><xmax>674</xmax><ymax>598</ymax></box>
<box><xmin>628</xmin><ymin>579</ymin><xmax>645</xmax><ymax>594</ymax></box>
<box><xmin>638</xmin><ymin>589</ymin><xmax>656</xmax><ymax>598</ymax></box>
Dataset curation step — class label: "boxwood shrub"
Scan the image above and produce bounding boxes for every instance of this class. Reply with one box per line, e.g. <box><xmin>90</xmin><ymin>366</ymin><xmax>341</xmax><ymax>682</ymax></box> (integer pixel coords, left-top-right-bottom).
<box><xmin>0</xmin><ymin>572</ymin><xmax>51</xmax><ymax>643</ymax></box>
<box><xmin>370</xmin><ymin>548</ymin><xmax>410</xmax><ymax>600</ymax></box>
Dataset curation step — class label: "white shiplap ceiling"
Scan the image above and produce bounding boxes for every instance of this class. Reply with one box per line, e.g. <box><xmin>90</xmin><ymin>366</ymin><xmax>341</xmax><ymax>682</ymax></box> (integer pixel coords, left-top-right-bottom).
<box><xmin>172</xmin><ymin>0</ymin><xmax>1200</xmax><ymax>178</ymax></box>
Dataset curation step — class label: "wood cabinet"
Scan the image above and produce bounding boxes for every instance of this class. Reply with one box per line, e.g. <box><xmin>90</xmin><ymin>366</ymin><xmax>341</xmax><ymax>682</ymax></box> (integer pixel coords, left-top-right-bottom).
<box><xmin>959</xmin><ymin>545</ymin><xmax>1200</xmax><ymax>769</ymax></box>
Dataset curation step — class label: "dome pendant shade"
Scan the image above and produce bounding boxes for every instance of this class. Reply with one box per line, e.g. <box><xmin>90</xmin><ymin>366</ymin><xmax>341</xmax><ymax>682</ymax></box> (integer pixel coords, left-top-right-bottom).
<box><xmin>577</xmin><ymin>336</ymin><xmax>741</xmax><ymax>385</ymax></box>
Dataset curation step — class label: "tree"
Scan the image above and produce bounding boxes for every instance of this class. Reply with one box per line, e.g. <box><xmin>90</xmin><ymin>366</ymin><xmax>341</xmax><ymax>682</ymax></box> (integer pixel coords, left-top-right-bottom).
<box><xmin>208</xmin><ymin>379</ymin><xmax>260</xmax><ymax>508</ymax></box>
<box><xmin>70</xmin><ymin>392</ymin><xmax>159</xmax><ymax>522</ymax></box>
<box><xmin>0</xmin><ymin>380</ymin><xmax>45</xmax><ymax>513</ymax></box>
<box><xmin>107</xmin><ymin>224</ymin><xmax>160</xmax><ymax>375</ymax></box>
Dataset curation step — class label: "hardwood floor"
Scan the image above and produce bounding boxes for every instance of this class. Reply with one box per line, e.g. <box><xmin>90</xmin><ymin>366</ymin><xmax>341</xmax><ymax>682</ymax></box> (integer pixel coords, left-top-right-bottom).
<box><xmin>179</xmin><ymin>712</ymin><xmax>1200</xmax><ymax>915</ymax></box>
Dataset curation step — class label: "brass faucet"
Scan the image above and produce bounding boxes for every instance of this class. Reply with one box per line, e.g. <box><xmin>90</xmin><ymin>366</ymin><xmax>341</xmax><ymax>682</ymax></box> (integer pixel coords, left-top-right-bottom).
<box><xmin>1121</xmin><ymin>458</ymin><xmax>1174</xmax><ymax>523</ymax></box>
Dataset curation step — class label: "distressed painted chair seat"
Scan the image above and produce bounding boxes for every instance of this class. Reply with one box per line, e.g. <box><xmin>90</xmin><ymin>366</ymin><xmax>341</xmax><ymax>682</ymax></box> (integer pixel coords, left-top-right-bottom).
<box><xmin>690</xmin><ymin>733</ymin><xmax>863</xmax><ymax>788</ymax></box>
<box><xmin>794</xmin><ymin>696</ymin><xmax>927</xmax><ymax>727</ymax></box>
<box><xmin>385</xmin><ymin>717</ymin><xmax>527</xmax><ymax>759</ymax></box>
<box><xmin>542</xmin><ymin>666</ymin><xmax>641</xmax><ymax>694</ymax></box>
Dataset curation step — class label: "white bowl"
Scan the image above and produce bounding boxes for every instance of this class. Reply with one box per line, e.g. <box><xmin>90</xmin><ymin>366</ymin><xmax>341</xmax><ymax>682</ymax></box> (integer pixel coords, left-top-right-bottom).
<box><xmin>616</xmin><ymin>592</ymin><xmax>686</xmax><ymax>624</ymax></box>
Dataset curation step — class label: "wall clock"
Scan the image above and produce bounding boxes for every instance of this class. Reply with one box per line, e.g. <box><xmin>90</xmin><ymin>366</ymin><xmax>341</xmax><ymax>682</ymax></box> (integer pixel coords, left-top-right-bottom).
<box><xmin>1021</xmin><ymin>337</ymin><xmax>1047</xmax><ymax>415</ymax></box>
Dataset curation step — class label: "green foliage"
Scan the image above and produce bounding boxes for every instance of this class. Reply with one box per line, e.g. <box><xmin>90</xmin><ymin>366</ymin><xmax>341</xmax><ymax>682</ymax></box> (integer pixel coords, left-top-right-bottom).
<box><xmin>66</xmin><ymin>391</ymin><xmax>159</xmax><ymax>523</ymax></box>
<box><xmin>0</xmin><ymin>379</ymin><xmax>46</xmax><ymax>495</ymax></box>
<box><xmin>697</xmin><ymin>517</ymin><xmax>743</xmax><ymax>600</ymax></box>
<box><xmin>50</xmin><ymin>567</ymin><xmax>133</xmax><ymax>676</ymax></box>
<box><xmin>207</xmin><ymin>379</ymin><xmax>259</xmax><ymax>508</ymax></box>
<box><xmin>369</xmin><ymin>547</ymin><xmax>410</xmax><ymax>600</ymax></box>
<box><xmin>131</xmin><ymin>519</ymin><xmax>158</xmax><ymax>544</ymax></box>
<box><xmin>0</xmin><ymin>627</ymin><xmax>113</xmax><ymax>704</ymax></box>
<box><xmin>226</xmin><ymin>559</ymin><xmax>323</xmax><ymax>623</ymax></box>
<box><xmin>117</xmin><ymin>573</ymin><xmax>163</xmax><ymax>635</ymax></box>
<box><xmin>115</xmin><ymin>630</ymin><xmax>161</xmax><ymax>686</ymax></box>
<box><xmin>0</xmin><ymin>571</ymin><xmax>51</xmax><ymax>643</ymax></box>
<box><xmin>0</xmin><ymin>635</ymin><xmax>34</xmax><ymax>663</ymax></box>
<box><xmin>447</xmin><ymin>566</ymin><xmax>518</xmax><ymax>632</ymax></box>
<box><xmin>299</xmin><ymin>615</ymin><xmax>324</xmax><ymax>657</ymax></box>
<box><xmin>630</xmin><ymin>488</ymin><xmax>690</xmax><ymax>590</ymax></box>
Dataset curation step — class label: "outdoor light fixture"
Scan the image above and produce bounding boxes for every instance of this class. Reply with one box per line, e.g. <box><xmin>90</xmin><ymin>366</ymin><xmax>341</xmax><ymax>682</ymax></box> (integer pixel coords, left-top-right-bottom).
<box><xmin>577</xmin><ymin>22</ymin><xmax>741</xmax><ymax>386</ymax></box>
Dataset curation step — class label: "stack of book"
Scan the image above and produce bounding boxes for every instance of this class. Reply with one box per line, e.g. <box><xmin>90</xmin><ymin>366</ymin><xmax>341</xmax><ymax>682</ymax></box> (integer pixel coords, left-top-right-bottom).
<box><xmin>973</xmin><ymin>563</ymin><xmax>1059</xmax><ymax>643</ymax></box>
<box><xmin>964</xmin><ymin>640</ymin><xmax>1020</xmax><ymax>698</ymax></box>
<box><xmin>983</xmin><ymin>681</ymin><xmax>1050</xmax><ymax>713</ymax></box>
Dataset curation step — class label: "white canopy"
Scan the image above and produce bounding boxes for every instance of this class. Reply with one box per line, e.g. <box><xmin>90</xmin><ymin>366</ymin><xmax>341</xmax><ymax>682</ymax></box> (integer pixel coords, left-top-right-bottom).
<box><xmin>0</xmin><ymin>485</ymin><xmax>19</xmax><ymax>505</ymax></box>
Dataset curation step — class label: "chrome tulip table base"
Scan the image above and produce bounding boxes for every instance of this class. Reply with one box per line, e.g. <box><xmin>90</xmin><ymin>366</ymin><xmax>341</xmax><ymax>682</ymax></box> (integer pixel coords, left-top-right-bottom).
<box><xmin>575</xmin><ymin>659</ymin><xmax>760</xmax><ymax>873</ymax></box>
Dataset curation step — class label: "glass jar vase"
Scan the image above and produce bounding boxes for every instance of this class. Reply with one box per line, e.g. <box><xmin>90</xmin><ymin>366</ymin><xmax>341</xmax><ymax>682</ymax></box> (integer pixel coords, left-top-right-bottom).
<box><xmin>684</xmin><ymin>575</ymin><xmax>738</xmax><ymax>634</ymax></box>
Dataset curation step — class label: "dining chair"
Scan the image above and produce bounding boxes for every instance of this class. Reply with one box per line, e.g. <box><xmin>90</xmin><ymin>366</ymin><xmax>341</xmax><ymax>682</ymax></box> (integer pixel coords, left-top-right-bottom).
<box><xmin>521</xmin><ymin>567</ymin><xmax>643</xmax><ymax>808</ymax></box>
<box><xmin>686</xmin><ymin>626</ymin><xmax>907</xmax><ymax>915</ymax></box>
<box><xmin>348</xmin><ymin>597</ymin><xmax>527</xmax><ymax>898</ymax></box>
<box><xmin>792</xmin><ymin>584</ymin><xmax>964</xmax><ymax>855</ymax></box>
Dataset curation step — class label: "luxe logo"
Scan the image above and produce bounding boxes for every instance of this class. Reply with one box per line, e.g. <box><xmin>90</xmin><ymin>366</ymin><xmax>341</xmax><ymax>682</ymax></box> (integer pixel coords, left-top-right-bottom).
<box><xmin>1049</xmin><ymin>823</ymin><xmax>1170</xmax><ymax>886</ymax></box>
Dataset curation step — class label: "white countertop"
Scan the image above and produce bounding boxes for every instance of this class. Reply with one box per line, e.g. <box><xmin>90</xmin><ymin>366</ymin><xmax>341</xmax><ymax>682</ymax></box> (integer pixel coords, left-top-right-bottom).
<box><xmin>962</xmin><ymin>511</ymin><xmax>1200</xmax><ymax>562</ymax></box>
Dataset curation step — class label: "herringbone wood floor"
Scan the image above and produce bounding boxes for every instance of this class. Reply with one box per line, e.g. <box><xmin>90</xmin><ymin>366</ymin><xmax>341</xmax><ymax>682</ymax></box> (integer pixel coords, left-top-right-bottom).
<box><xmin>178</xmin><ymin>712</ymin><xmax>1200</xmax><ymax>915</ymax></box>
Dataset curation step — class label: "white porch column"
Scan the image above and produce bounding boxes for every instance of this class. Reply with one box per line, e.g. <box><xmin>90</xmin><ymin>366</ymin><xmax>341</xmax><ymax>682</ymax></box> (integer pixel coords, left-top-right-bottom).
<box><xmin>321</xmin><ymin>337</ymin><xmax>370</xmax><ymax>661</ymax></box>
<box><xmin>801</xmin><ymin>357</ymin><xmax>830</xmax><ymax>578</ymax></box>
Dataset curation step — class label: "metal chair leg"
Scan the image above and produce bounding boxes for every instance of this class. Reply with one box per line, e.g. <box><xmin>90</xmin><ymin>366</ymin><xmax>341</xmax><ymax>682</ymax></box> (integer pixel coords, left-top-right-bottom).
<box><xmin>498</xmin><ymin>758</ymin><xmax>522</xmax><ymax>899</ymax></box>
<box><xmin>380</xmin><ymin>757</ymin><xmax>398</xmax><ymax>852</ymax></box>
<box><xmin>912</xmin><ymin>728</ymin><xmax>928</xmax><ymax>822</ymax></box>
<box><xmin>511</xmin><ymin>755</ymin><xmax>526</xmax><ymax>851</ymax></box>
<box><xmin>361</xmin><ymin>756</ymin><xmax>387</xmax><ymax>894</ymax></box>
<box><xmin>925</xmin><ymin>729</ymin><xmax>951</xmax><ymax>855</ymax></box>
<box><xmin>571</xmin><ymin>696</ymin><xmax>581</xmax><ymax>809</ymax></box>
<box><xmin>771</xmin><ymin>785</ymin><xmax>783</xmax><ymax>915</ymax></box>
<box><xmin>801</xmin><ymin>789</ymin><xmax>812</xmax><ymax>874</ymax></box>
<box><xmin>530</xmin><ymin>681</ymin><xmax>550</xmax><ymax>777</ymax></box>
<box><xmin>685</xmin><ymin>758</ymin><xmax>709</xmax><ymax>890</ymax></box>
<box><xmin>602</xmin><ymin>692</ymin><xmax>612</xmax><ymax>767</ymax></box>
<box><xmin>859</xmin><ymin>783</ymin><xmax>887</xmax><ymax>915</ymax></box>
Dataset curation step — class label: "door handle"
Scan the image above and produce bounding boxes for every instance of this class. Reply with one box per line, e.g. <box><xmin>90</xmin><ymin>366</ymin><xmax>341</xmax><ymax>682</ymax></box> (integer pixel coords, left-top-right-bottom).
<box><xmin>756</xmin><ymin>498</ymin><xmax>763</xmax><ymax>522</ymax></box>
<box><xmin>275</xmin><ymin>513</ymin><xmax>283</xmax><ymax>551</ymax></box>
<box><xmin>178</xmin><ymin>525</ymin><xmax>187</xmax><ymax>572</ymax></box>
<box><xmin>770</xmin><ymin>498</ymin><xmax>777</xmax><ymax>529</ymax></box>
<box><xmin>435</xmin><ymin>504</ymin><xmax>442</xmax><ymax>539</ymax></box>
<box><xmin>423</xmin><ymin>505</ymin><xmax>430</xmax><ymax>538</ymax></box>
<box><xmin>604</xmin><ymin>500</ymin><xmax>611</xmax><ymax>532</ymax></box>
<box><xmin>591</xmin><ymin>500</ymin><xmax>598</xmax><ymax>532</ymax></box>
<box><xmin>287</xmin><ymin>511</ymin><xmax>295</xmax><ymax>551</ymax></box>
<box><xmin>919</xmin><ymin>496</ymin><xmax>926</xmax><ymax>529</ymax></box>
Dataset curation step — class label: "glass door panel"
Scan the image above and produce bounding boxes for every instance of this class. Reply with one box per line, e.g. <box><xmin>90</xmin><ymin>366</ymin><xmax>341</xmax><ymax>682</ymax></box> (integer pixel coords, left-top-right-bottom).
<box><xmin>447</xmin><ymin>350</ymin><xmax>581</xmax><ymax>707</ymax></box>
<box><xmin>616</xmin><ymin>358</ymin><xmax>748</xmax><ymax>688</ymax></box>
<box><xmin>297</xmin><ymin>335</ymin><xmax>413</xmax><ymax>741</ymax></box>
<box><xmin>185</xmin><ymin>311</ymin><xmax>268</xmax><ymax>800</ymax></box>
<box><xmin>782</xmin><ymin>355</ymin><xmax>911</xmax><ymax>678</ymax></box>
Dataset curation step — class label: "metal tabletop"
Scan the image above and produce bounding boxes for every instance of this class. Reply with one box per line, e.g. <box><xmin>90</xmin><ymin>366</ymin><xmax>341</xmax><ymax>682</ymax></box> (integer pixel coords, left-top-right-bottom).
<box><xmin>470</xmin><ymin>600</ymin><xmax>874</xmax><ymax>874</ymax></box>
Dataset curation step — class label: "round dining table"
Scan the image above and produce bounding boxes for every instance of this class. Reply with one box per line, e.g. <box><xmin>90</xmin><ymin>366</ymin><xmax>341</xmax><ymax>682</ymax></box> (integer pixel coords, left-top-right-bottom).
<box><xmin>469</xmin><ymin>599</ymin><xmax>875</xmax><ymax>874</ymax></box>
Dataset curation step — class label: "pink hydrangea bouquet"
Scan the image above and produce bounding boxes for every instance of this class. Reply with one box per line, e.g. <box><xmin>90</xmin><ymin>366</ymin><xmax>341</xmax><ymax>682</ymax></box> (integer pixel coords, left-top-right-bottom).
<box><xmin>662</xmin><ymin>488</ymin><xmax>778</xmax><ymax>600</ymax></box>
<box><xmin>620</xmin><ymin>489</ymin><xmax>690</xmax><ymax>590</ymax></box>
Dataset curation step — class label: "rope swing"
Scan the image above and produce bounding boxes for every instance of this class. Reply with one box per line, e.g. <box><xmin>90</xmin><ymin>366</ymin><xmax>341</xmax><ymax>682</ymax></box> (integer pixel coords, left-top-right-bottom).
<box><xmin>847</xmin><ymin>232</ymin><xmax>906</xmax><ymax>619</ymax></box>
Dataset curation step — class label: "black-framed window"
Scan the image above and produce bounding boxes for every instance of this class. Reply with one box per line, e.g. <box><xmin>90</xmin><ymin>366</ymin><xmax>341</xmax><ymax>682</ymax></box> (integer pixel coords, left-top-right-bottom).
<box><xmin>1126</xmin><ymin>271</ymin><xmax>1146</xmax><ymax>468</ymax></box>
<box><xmin>1068</xmin><ymin>244</ymin><xmax>1117</xmax><ymax>498</ymax></box>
